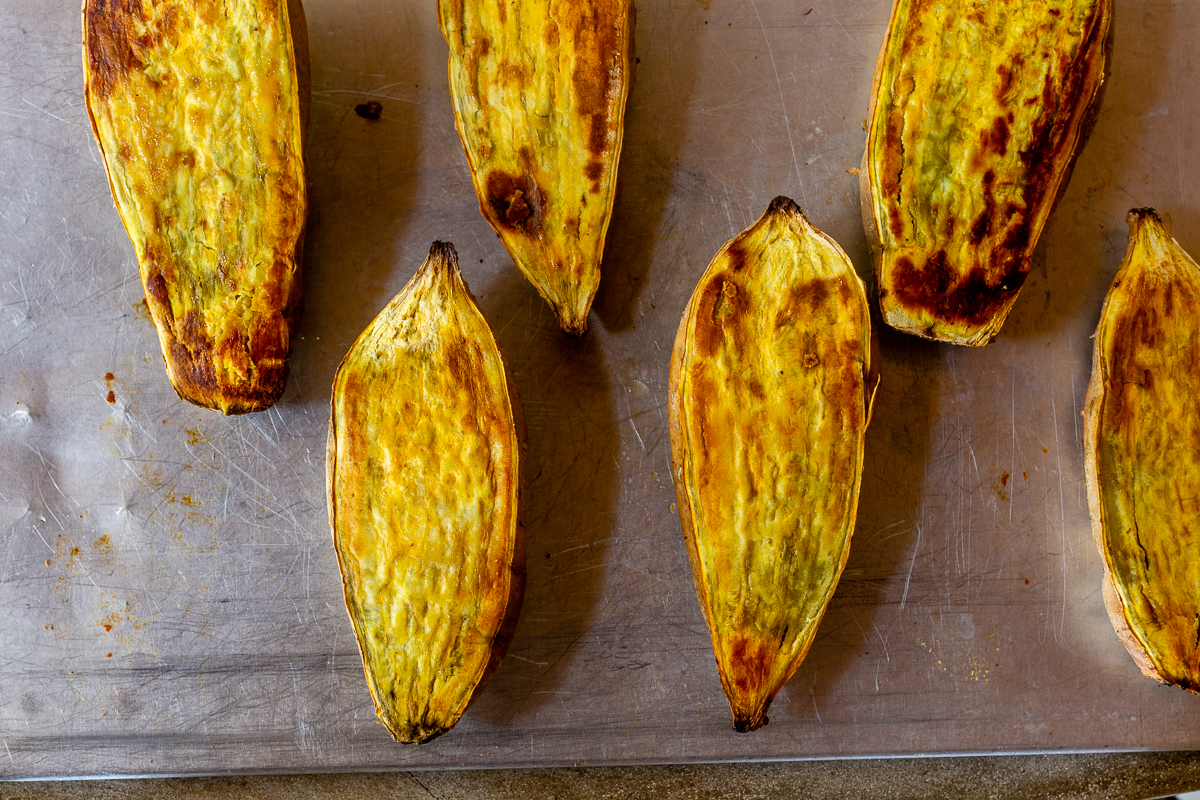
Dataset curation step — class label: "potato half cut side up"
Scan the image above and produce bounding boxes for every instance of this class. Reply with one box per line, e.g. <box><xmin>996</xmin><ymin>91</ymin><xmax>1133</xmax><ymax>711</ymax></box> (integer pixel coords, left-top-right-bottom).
<box><xmin>83</xmin><ymin>0</ymin><xmax>309</xmax><ymax>414</ymax></box>
<box><xmin>669</xmin><ymin>197</ymin><xmax>878</xmax><ymax>731</ymax></box>
<box><xmin>328</xmin><ymin>242</ymin><xmax>525</xmax><ymax>743</ymax></box>
<box><xmin>1085</xmin><ymin>209</ymin><xmax>1200</xmax><ymax>693</ymax></box>
<box><xmin>439</xmin><ymin>0</ymin><xmax>634</xmax><ymax>335</ymax></box>
<box><xmin>861</xmin><ymin>0</ymin><xmax>1112</xmax><ymax>346</ymax></box>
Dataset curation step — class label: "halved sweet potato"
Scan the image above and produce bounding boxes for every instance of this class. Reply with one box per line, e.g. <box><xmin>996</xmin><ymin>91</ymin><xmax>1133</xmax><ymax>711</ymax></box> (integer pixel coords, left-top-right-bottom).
<box><xmin>84</xmin><ymin>0</ymin><xmax>309</xmax><ymax>413</ymax></box>
<box><xmin>1085</xmin><ymin>209</ymin><xmax>1200</xmax><ymax>692</ymax></box>
<box><xmin>861</xmin><ymin>0</ymin><xmax>1112</xmax><ymax>346</ymax></box>
<box><xmin>328</xmin><ymin>242</ymin><xmax>525</xmax><ymax>743</ymax></box>
<box><xmin>439</xmin><ymin>0</ymin><xmax>634</xmax><ymax>335</ymax></box>
<box><xmin>669</xmin><ymin>197</ymin><xmax>878</xmax><ymax>731</ymax></box>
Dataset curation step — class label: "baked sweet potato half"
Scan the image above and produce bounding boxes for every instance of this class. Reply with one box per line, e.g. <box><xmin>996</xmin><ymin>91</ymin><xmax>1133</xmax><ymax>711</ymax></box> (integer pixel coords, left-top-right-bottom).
<box><xmin>1085</xmin><ymin>209</ymin><xmax>1200</xmax><ymax>693</ymax></box>
<box><xmin>861</xmin><ymin>0</ymin><xmax>1112</xmax><ymax>346</ymax></box>
<box><xmin>439</xmin><ymin>0</ymin><xmax>634</xmax><ymax>336</ymax></box>
<box><xmin>669</xmin><ymin>197</ymin><xmax>878</xmax><ymax>731</ymax></box>
<box><xmin>328</xmin><ymin>242</ymin><xmax>526</xmax><ymax>743</ymax></box>
<box><xmin>84</xmin><ymin>0</ymin><xmax>309</xmax><ymax>414</ymax></box>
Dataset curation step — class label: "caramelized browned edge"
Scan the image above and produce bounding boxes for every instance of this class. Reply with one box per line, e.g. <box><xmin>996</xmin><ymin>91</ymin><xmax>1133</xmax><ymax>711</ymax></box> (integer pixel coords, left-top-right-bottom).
<box><xmin>82</xmin><ymin>0</ymin><xmax>309</xmax><ymax>414</ymax></box>
<box><xmin>860</xmin><ymin>0</ymin><xmax>1114</xmax><ymax>346</ymax></box>
<box><xmin>326</xmin><ymin>242</ymin><xmax>526</xmax><ymax>743</ymax></box>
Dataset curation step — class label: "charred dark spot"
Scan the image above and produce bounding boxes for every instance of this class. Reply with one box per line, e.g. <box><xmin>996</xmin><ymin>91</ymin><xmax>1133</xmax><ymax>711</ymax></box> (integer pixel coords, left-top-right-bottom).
<box><xmin>584</xmin><ymin>161</ymin><xmax>603</xmax><ymax>182</ymax></box>
<box><xmin>484</xmin><ymin>170</ymin><xmax>544</xmax><ymax>232</ymax></box>
<box><xmin>106</xmin><ymin>390</ymin><xmax>116</xmax><ymax>404</ymax></box>
<box><xmin>354</xmin><ymin>101</ymin><xmax>383</xmax><ymax>120</ymax></box>
<box><xmin>989</xmin><ymin>114</ymin><xmax>1010</xmax><ymax>156</ymax></box>
<box><xmin>890</xmin><ymin>251</ymin><xmax>1026</xmax><ymax>328</ymax></box>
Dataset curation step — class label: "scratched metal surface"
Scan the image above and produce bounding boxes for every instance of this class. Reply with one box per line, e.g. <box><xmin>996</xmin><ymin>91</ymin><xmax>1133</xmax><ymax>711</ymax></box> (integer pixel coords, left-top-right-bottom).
<box><xmin>1</xmin><ymin>0</ymin><xmax>1198</xmax><ymax>780</ymax></box>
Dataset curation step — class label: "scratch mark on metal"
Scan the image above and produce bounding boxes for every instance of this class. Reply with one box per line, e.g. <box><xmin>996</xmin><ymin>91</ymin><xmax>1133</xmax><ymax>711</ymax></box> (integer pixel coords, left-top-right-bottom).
<box><xmin>899</xmin><ymin>525</ymin><xmax>921</xmax><ymax>612</ymax></box>
<box><xmin>506</xmin><ymin>653</ymin><xmax>549</xmax><ymax>667</ymax></box>
<box><xmin>629</xmin><ymin>417</ymin><xmax>645</xmax><ymax>450</ymax></box>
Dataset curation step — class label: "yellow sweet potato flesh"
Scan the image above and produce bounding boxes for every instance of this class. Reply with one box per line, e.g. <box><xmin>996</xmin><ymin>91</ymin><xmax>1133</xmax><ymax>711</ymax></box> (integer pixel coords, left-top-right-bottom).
<box><xmin>84</xmin><ymin>0</ymin><xmax>307</xmax><ymax>413</ymax></box>
<box><xmin>1085</xmin><ymin>209</ymin><xmax>1200</xmax><ymax>692</ymax></box>
<box><xmin>439</xmin><ymin>0</ymin><xmax>633</xmax><ymax>335</ymax></box>
<box><xmin>862</xmin><ymin>0</ymin><xmax>1111</xmax><ymax>346</ymax></box>
<box><xmin>328</xmin><ymin>242</ymin><xmax>525</xmax><ymax>743</ymax></box>
<box><xmin>670</xmin><ymin>197</ymin><xmax>877</xmax><ymax>731</ymax></box>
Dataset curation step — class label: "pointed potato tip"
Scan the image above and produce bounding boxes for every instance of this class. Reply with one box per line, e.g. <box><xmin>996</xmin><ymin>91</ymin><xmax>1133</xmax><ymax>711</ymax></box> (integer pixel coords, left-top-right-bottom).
<box><xmin>427</xmin><ymin>240</ymin><xmax>459</xmax><ymax>266</ymax></box>
<box><xmin>556</xmin><ymin>310</ymin><xmax>589</xmax><ymax>337</ymax></box>
<box><xmin>766</xmin><ymin>195</ymin><xmax>804</xmax><ymax>218</ymax></box>
<box><xmin>732</xmin><ymin>713</ymin><xmax>769</xmax><ymax>733</ymax></box>
<box><xmin>391</xmin><ymin>725</ymin><xmax>449</xmax><ymax>745</ymax></box>
<box><xmin>1127</xmin><ymin>207</ymin><xmax>1163</xmax><ymax>229</ymax></box>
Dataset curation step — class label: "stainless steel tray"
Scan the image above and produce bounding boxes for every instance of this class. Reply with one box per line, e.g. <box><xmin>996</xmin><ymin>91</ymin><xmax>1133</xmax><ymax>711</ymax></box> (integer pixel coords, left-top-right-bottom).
<box><xmin>1</xmin><ymin>0</ymin><xmax>1198</xmax><ymax>779</ymax></box>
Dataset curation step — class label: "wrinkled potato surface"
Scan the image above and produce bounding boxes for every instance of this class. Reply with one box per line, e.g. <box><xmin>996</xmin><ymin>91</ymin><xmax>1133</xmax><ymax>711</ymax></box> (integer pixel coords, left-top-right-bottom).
<box><xmin>670</xmin><ymin>197</ymin><xmax>877</xmax><ymax>732</ymax></box>
<box><xmin>328</xmin><ymin>242</ymin><xmax>525</xmax><ymax>743</ymax></box>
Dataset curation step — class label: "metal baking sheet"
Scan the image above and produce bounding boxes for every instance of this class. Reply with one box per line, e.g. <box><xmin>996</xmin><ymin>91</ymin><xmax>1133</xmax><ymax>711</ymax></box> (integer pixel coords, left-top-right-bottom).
<box><xmin>1</xmin><ymin>0</ymin><xmax>1198</xmax><ymax>780</ymax></box>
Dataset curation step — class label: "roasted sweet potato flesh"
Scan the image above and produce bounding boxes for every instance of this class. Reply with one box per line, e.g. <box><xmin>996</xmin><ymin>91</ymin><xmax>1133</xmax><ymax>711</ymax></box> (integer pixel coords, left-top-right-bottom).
<box><xmin>84</xmin><ymin>0</ymin><xmax>308</xmax><ymax>413</ymax></box>
<box><xmin>862</xmin><ymin>0</ymin><xmax>1111</xmax><ymax>345</ymax></box>
<box><xmin>439</xmin><ymin>0</ymin><xmax>633</xmax><ymax>335</ymax></box>
<box><xmin>670</xmin><ymin>197</ymin><xmax>877</xmax><ymax>731</ymax></box>
<box><xmin>328</xmin><ymin>242</ymin><xmax>525</xmax><ymax>743</ymax></box>
<box><xmin>1085</xmin><ymin>209</ymin><xmax>1200</xmax><ymax>692</ymax></box>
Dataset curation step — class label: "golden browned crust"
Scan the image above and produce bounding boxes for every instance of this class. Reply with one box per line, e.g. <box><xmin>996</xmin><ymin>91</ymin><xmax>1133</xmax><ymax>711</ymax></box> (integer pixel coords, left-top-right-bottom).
<box><xmin>669</xmin><ymin>197</ymin><xmax>876</xmax><ymax>732</ymax></box>
<box><xmin>1085</xmin><ymin>208</ymin><xmax>1200</xmax><ymax>692</ymax></box>
<box><xmin>439</xmin><ymin>0</ymin><xmax>635</xmax><ymax>335</ymax></box>
<box><xmin>861</xmin><ymin>0</ymin><xmax>1112</xmax><ymax>346</ymax></box>
<box><xmin>83</xmin><ymin>0</ymin><xmax>308</xmax><ymax>414</ymax></box>
<box><xmin>328</xmin><ymin>242</ymin><xmax>525</xmax><ymax>743</ymax></box>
